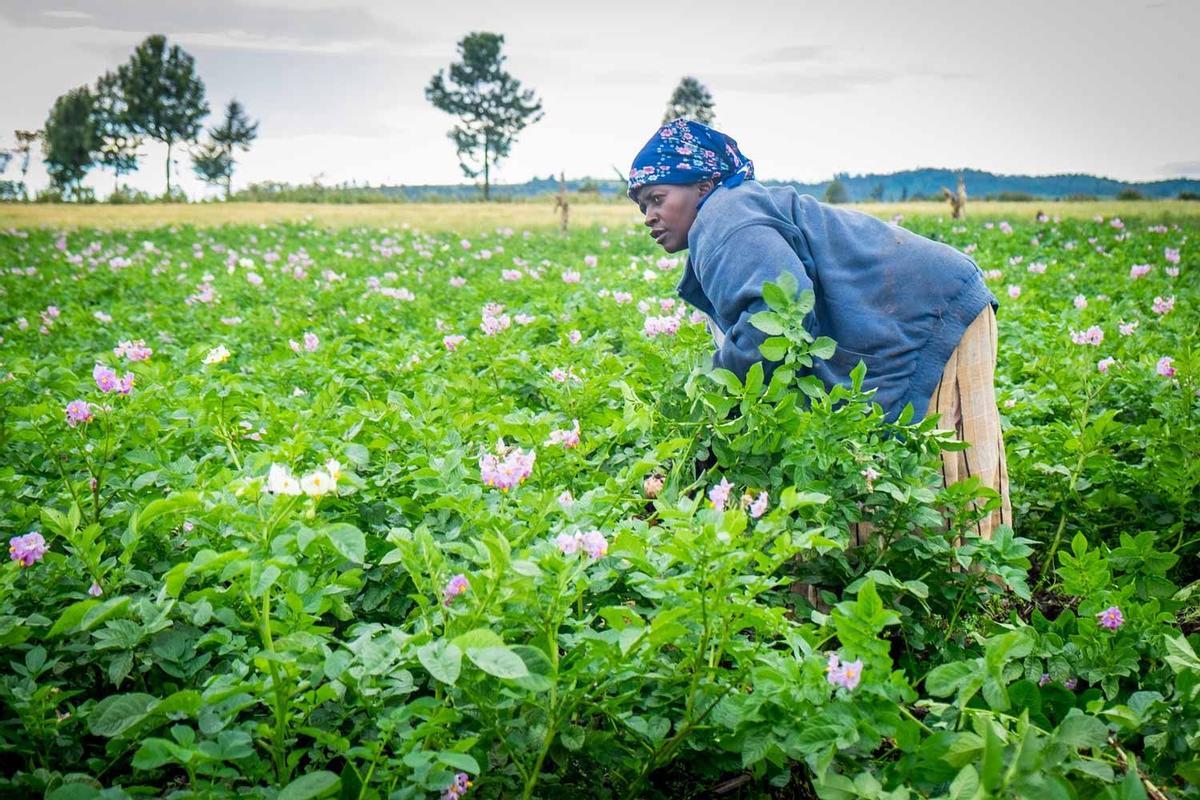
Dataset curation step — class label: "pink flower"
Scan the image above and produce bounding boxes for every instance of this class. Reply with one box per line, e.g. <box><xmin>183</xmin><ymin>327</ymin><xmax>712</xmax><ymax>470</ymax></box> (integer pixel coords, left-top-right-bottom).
<box><xmin>1119</xmin><ymin>320</ymin><xmax>1139</xmax><ymax>336</ymax></box>
<box><xmin>562</xmin><ymin>270</ymin><xmax>581</xmax><ymax>284</ymax></box>
<box><xmin>861</xmin><ymin>466</ymin><xmax>880</xmax><ymax>490</ymax></box>
<box><xmin>748</xmin><ymin>491</ymin><xmax>769</xmax><ymax>519</ymax></box>
<box><xmin>9</xmin><ymin>532</ymin><xmax>48</xmax><ymax>567</ymax></box>
<box><xmin>1096</xmin><ymin>606</ymin><xmax>1124</xmax><ymax>630</ymax></box>
<box><xmin>1097</xmin><ymin>357</ymin><xmax>1116</xmax><ymax>374</ymax></box>
<box><xmin>88</xmin><ymin>581</ymin><xmax>103</xmax><ymax>597</ymax></box>
<box><xmin>545</xmin><ymin>419</ymin><xmax>581</xmax><ymax>449</ymax></box>
<box><xmin>1164</xmin><ymin>247</ymin><xmax>1180</xmax><ymax>264</ymax></box>
<box><xmin>709</xmin><ymin>477</ymin><xmax>733</xmax><ymax>511</ymax></box>
<box><xmin>1070</xmin><ymin>326</ymin><xmax>1104</xmax><ymax>346</ymax></box>
<box><xmin>643</xmin><ymin>315</ymin><xmax>680</xmax><ymax>338</ymax></box>
<box><xmin>113</xmin><ymin>339</ymin><xmax>152</xmax><ymax>361</ymax></box>
<box><xmin>443</xmin><ymin>574</ymin><xmax>469</xmax><ymax>606</ymax></box>
<box><xmin>479</xmin><ymin>442</ymin><xmax>536</xmax><ymax>491</ymax></box>
<box><xmin>1110</xmin><ymin>217</ymin><xmax>1124</xmax><ymax>230</ymax></box>
<box><xmin>1026</xmin><ymin>261</ymin><xmax>1046</xmax><ymax>274</ymax></box>
<box><xmin>303</xmin><ymin>332</ymin><xmax>319</xmax><ymax>352</ymax></box>
<box><xmin>443</xmin><ymin>335</ymin><xmax>466</xmax><ymax>351</ymax></box>
<box><xmin>1151</xmin><ymin>295</ymin><xmax>1175</xmax><ymax>316</ymax></box>
<box><xmin>555</xmin><ymin>532</ymin><xmax>580</xmax><ymax>555</ymax></box>
<box><xmin>65</xmin><ymin>399</ymin><xmax>93</xmax><ymax>427</ymax></box>
<box><xmin>1007</xmin><ymin>285</ymin><xmax>1021</xmax><ymax>299</ymax></box>
<box><xmin>1073</xmin><ymin>294</ymin><xmax>1088</xmax><ymax>309</ymax></box>
<box><xmin>568</xmin><ymin>329</ymin><xmax>582</xmax><ymax>345</ymax></box>
<box><xmin>1166</xmin><ymin>267</ymin><xmax>1180</xmax><ymax>278</ymax></box>
<box><xmin>1157</xmin><ymin>356</ymin><xmax>1176</xmax><ymax>377</ymax></box>
<box><xmin>93</xmin><ymin>363</ymin><xmax>119</xmax><ymax>392</ymax></box>
<box><xmin>450</xmin><ymin>276</ymin><xmax>467</xmax><ymax>287</ymax></box>
<box><xmin>441</xmin><ymin>771</ymin><xmax>473</xmax><ymax>800</ymax></box>
<box><xmin>501</xmin><ymin>269</ymin><xmax>522</xmax><ymax>281</ymax></box>
<box><xmin>826</xmin><ymin>652</ymin><xmax>864</xmax><ymax>690</ymax></box>
<box><xmin>581</xmin><ymin>530</ymin><xmax>608</xmax><ymax>559</ymax></box>
<box><xmin>1130</xmin><ymin>264</ymin><xmax>1152</xmax><ymax>279</ymax></box>
<box><xmin>584</xmin><ymin>254</ymin><xmax>598</xmax><ymax>268</ymax></box>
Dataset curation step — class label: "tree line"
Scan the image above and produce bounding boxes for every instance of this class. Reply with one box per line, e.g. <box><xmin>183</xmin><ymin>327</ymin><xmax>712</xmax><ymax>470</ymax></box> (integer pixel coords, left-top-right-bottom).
<box><xmin>0</xmin><ymin>34</ymin><xmax>257</xmax><ymax>201</ymax></box>
<box><xmin>1</xmin><ymin>29</ymin><xmax>717</xmax><ymax>202</ymax></box>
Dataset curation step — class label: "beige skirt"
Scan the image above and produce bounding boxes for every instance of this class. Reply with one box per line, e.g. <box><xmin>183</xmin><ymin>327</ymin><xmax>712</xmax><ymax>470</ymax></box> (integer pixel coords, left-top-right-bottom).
<box><xmin>852</xmin><ymin>303</ymin><xmax>1012</xmax><ymax>545</ymax></box>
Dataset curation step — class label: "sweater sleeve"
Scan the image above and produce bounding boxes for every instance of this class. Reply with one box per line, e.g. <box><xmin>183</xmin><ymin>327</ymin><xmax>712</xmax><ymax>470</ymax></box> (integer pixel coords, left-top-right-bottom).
<box><xmin>699</xmin><ymin>222</ymin><xmax>815</xmax><ymax>381</ymax></box>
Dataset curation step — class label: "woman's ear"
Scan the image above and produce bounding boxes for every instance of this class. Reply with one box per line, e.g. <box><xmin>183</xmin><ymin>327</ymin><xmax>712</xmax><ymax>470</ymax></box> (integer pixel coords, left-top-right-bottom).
<box><xmin>697</xmin><ymin>179</ymin><xmax>716</xmax><ymax>197</ymax></box>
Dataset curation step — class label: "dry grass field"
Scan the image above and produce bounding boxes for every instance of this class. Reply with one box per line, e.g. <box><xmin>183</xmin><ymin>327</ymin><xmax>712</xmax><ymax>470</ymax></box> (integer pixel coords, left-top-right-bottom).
<box><xmin>2</xmin><ymin>198</ymin><xmax>1198</xmax><ymax>232</ymax></box>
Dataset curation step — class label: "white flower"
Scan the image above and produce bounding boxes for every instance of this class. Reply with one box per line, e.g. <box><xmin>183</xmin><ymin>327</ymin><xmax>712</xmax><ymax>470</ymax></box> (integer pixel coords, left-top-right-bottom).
<box><xmin>325</xmin><ymin>459</ymin><xmax>342</xmax><ymax>481</ymax></box>
<box><xmin>203</xmin><ymin>344</ymin><xmax>231</xmax><ymax>364</ymax></box>
<box><xmin>267</xmin><ymin>463</ymin><xmax>301</xmax><ymax>495</ymax></box>
<box><xmin>301</xmin><ymin>470</ymin><xmax>334</xmax><ymax>497</ymax></box>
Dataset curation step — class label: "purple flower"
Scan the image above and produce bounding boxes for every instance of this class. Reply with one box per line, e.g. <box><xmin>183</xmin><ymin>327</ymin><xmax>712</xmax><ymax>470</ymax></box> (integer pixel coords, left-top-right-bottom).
<box><xmin>748</xmin><ymin>491</ymin><xmax>769</xmax><ymax>519</ymax></box>
<box><xmin>825</xmin><ymin>652</ymin><xmax>863</xmax><ymax>690</ymax></box>
<box><xmin>65</xmin><ymin>399</ymin><xmax>93</xmax><ymax>427</ymax></box>
<box><xmin>1063</xmin><ymin>677</ymin><xmax>1078</xmax><ymax>690</ymax></box>
<box><xmin>1157</xmin><ymin>356</ymin><xmax>1176</xmax><ymax>378</ymax></box>
<box><xmin>441</xmin><ymin>772</ymin><xmax>473</xmax><ymax>800</ymax></box>
<box><xmin>443</xmin><ymin>574</ymin><xmax>469</xmax><ymax>607</ymax></box>
<box><xmin>1096</xmin><ymin>606</ymin><xmax>1124</xmax><ymax>630</ymax></box>
<box><xmin>708</xmin><ymin>477</ymin><xmax>733</xmax><ymax>511</ymax></box>
<box><xmin>88</xmin><ymin>581</ymin><xmax>103</xmax><ymax>597</ymax></box>
<box><xmin>9</xmin><ymin>532</ymin><xmax>48</xmax><ymax>567</ymax></box>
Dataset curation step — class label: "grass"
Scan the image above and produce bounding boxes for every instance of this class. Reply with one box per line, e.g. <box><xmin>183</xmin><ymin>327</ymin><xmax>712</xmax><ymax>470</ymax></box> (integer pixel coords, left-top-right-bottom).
<box><xmin>2</xmin><ymin>199</ymin><xmax>1199</xmax><ymax>231</ymax></box>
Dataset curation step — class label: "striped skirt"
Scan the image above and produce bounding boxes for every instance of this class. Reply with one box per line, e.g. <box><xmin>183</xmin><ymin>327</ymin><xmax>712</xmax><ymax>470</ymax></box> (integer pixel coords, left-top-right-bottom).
<box><xmin>852</xmin><ymin>303</ymin><xmax>1012</xmax><ymax>545</ymax></box>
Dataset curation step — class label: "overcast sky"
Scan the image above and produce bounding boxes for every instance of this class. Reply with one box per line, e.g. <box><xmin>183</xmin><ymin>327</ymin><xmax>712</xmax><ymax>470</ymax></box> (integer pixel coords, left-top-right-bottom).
<box><xmin>2</xmin><ymin>0</ymin><xmax>1197</xmax><ymax>199</ymax></box>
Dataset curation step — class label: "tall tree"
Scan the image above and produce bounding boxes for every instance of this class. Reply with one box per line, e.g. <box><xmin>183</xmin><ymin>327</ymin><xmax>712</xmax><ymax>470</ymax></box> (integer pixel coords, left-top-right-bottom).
<box><xmin>425</xmin><ymin>32</ymin><xmax>543</xmax><ymax>201</ymax></box>
<box><xmin>117</xmin><ymin>34</ymin><xmax>209</xmax><ymax>195</ymax></box>
<box><xmin>42</xmin><ymin>86</ymin><xmax>100</xmax><ymax>198</ymax></box>
<box><xmin>663</xmin><ymin>76</ymin><xmax>715</xmax><ymax>125</ymax></box>
<box><xmin>93</xmin><ymin>70</ymin><xmax>142</xmax><ymax>191</ymax></box>
<box><xmin>192</xmin><ymin>99</ymin><xmax>258</xmax><ymax>199</ymax></box>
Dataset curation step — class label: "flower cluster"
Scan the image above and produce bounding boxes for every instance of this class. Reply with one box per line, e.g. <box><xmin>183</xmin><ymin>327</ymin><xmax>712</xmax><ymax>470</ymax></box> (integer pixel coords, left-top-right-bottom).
<box><xmin>481</xmin><ymin>303</ymin><xmax>511</xmax><ymax>336</ymax></box>
<box><xmin>9</xmin><ymin>532</ymin><xmax>48</xmax><ymax>567</ymax></box>
<box><xmin>708</xmin><ymin>476</ymin><xmax>733</xmax><ymax>511</ymax></box>
<box><xmin>113</xmin><ymin>339</ymin><xmax>152</xmax><ymax>361</ymax></box>
<box><xmin>65</xmin><ymin>399</ymin><xmax>94</xmax><ymax>427</ymax></box>
<box><xmin>93</xmin><ymin>363</ymin><xmax>134</xmax><ymax>394</ymax></box>
<box><xmin>1157</xmin><ymin>356</ymin><xmax>1176</xmax><ymax>378</ymax></box>
<box><xmin>825</xmin><ymin>652</ymin><xmax>863</xmax><ymax>690</ymax></box>
<box><xmin>643</xmin><ymin>314</ymin><xmax>680</xmax><ymax>338</ymax></box>
<box><xmin>266</xmin><ymin>460</ymin><xmax>340</xmax><ymax>498</ymax></box>
<box><xmin>555</xmin><ymin>529</ymin><xmax>608</xmax><ymax>558</ymax></box>
<box><xmin>1151</xmin><ymin>295</ymin><xmax>1175</xmax><ymax>316</ymax></box>
<box><xmin>204</xmin><ymin>345</ymin><xmax>232</xmax><ymax>365</ymax></box>
<box><xmin>479</xmin><ymin>441</ymin><xmax>536</xmax><ymax>491</ymax></box>
<box><xmin>544</xmin><ymin>419</ymin><xmax>581</xmax><ymax>449</ymax></box>
<box><xmin>443</xmin><ymin>575</ymin><xmax>469</xmax><ymax>607</ymax></box>
<box><xmin>561</xmin><ymin>269</ymin><xmax>581</xmax><ymax>284</ymax></box>
<box><xmin>1069</xmin><ymin>326</ymin><xmax>1104</xmax><ymax>346</ymax></box>
<box><xmin>443</xmin><ymin>335</ymin><xmax>466</xmax><ymax>351</ymax></box>
<box><xmin>289</xmin><ymin>332</ymin><xmax>320</xmax><ymax>353</ymax></box>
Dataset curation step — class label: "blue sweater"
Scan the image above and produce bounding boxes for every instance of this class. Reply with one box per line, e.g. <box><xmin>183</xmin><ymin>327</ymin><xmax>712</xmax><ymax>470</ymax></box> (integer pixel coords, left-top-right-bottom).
<box><xmin>679</xmin><ymin>180</ymin><xmax>997</xmax><ymax>422</ymax></box>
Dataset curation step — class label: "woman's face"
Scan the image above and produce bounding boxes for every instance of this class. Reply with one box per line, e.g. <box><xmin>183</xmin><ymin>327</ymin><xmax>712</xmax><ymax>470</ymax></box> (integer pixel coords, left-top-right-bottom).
<box><xmin>636</xmin><ymin>180</ymin><xmax>714</xmax><ymax>253</ymax></box>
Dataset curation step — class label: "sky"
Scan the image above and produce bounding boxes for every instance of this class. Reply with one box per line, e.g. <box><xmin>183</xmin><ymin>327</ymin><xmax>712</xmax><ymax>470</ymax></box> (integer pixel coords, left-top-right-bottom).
<box><xmin>1</xmin><ymin>0</ymin><xmax>1198</xmax><ymax>199</ymax></box>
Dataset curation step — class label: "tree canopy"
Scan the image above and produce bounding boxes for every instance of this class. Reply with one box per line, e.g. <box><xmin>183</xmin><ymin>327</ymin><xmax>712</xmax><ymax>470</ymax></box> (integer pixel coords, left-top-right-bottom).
<box><xmin>425</xmin><ymin>32</ymin><xmax>543</xmax><ymax>201</ymax></box>
<box><xmin>42</xmin><ymin>86</ymin><xmax>100</xmax><ymax>198</ymax></box>
<box><xmin>663</xmin><ymin>76</ymin><xmax>715</xmax><ymax>126</ymax></box>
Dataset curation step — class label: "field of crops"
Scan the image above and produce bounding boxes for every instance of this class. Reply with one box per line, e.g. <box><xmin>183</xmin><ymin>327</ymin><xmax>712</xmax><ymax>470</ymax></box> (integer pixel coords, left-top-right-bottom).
<box><xmin>0</xmin><ymin>208</ymin><xmax>1197</xmax><ymax>799</ymax></box>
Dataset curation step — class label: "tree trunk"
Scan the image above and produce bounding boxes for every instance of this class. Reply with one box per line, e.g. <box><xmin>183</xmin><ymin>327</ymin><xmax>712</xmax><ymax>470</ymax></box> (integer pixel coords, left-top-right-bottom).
<box><xmin>483</xmin><ymin>137</ymin><xmax>490</xmax><ymax>201</ymax></box>
<box><xmin>225</xmin><ymin>174</ymin><xmax>232</xmax><ymax>201</ymax></box>
<box><xmin>165</xmin><ymin>140</ymin><xmax>172</xmax><ymax>196</ymax></box>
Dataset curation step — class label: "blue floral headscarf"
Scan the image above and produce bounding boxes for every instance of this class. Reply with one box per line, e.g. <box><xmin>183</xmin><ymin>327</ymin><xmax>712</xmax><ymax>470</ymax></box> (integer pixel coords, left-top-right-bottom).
<box><xmin>627</xmin><ymin>118</ymin><xmax>754</xmax><ymax>204</ymax></box>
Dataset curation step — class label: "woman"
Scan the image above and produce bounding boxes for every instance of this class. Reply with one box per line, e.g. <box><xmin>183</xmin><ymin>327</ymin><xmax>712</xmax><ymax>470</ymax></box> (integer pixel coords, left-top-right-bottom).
<box><xmin>630</xmin><ymin>118</ymin><xmax>1011</xmax><ymax>540</ymax></box>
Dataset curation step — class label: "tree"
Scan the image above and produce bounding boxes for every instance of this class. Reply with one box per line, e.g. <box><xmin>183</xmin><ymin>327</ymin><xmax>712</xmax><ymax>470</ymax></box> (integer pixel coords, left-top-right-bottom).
<box><xmin>43</xmin><ymin>86</ymin><xmax>100</xmax><ymax>198</ymax></box>
<box><xmin>93</xmin><ymin>70</ymin><xmax>142</xmax><ymax>191</ymax></box>
<box><xmin>192</xmin><ymin>99</ymin><xmax>258</xmax><ymax>199</ymax></box>
<box><xmin>823</xmin><ymin>177</ymin><xmax>850</xmax><ymax>204</ymax></box>
<box><xmin>425</xmin><ymin>32</ymin><xmax>543</xmax><ymax>201</ymax></box>
<box><xmin>117</xmin><ymin>34</ymin><xmax>209</xmax><ymax>195</ymax></box>
<box><xmin>663</xmin><ymin>76</ymin><xmax>715</xmax><ymax>125</ymax></box>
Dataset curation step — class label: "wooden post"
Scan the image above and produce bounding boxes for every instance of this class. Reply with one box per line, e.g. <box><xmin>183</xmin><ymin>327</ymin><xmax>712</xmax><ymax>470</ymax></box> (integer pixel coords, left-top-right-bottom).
<box><xmin>942</xmin><ymin>173</ymin><xmax>967</xmax><ymax>219</ymax></box>
<box><xmin>553</xmin><ymin>171</ymin><xmax>569</xmax><ymax>234</ymax></box>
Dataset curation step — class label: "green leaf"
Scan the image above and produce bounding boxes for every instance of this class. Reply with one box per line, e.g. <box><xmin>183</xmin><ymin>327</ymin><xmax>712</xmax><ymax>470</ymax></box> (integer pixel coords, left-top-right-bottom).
<box><xmin>418</xmin><ymin>640</ymin><xmax>462</xmax><ymax>686</ymax></box>
<box><xmin>47</xmin><ymin>599</ymin><xmax>100</xmax><ymax>638</ymax></box>
<box><xmin>749</xmin><ymin>311</ymin><xmax>784</xmax><ymax>336</ymax></box>
<box><xmin>925</xmin><ymin>661</ymin><xmax>979</xmax><ymax>697</ymax></box>
<box><xmin>132</xmin><ymin>737</ymin><xmax>180</xmax><ymax>769</ymax></box>
<box><xmin>762</xmin><ymin>280</ymin><xmax>792</xmax><ymax>311</ymax></box>
<box><xmin>757</xmin><ymin>337</ymin><xmax>789</xmax><ymax>361</ymax></box>
<box><xmin>1164</xmin><ymin>633</ymin><xmax>1200</xmax><ymax>673</ymax></box>
<box><xmin>436</xmin><ymin>751</ymin><xmax>480</xmax><ymax>773</ymax></box>
<box><xmin>324</xmin><ymin>523</ymin><xmax>367</xmax><ymax>565</ymax></box>
<box><xmin>466</xmin><ymin>646</ymin><xmax>530</xmax><ymax>679</ymax></box>
<box><xmin>1055</xmin><ymin>710</ymin><xmax>1109</xmax><ymax>749</ymax></box>
<box><xmin>949</xmin><ymin>765</ymin><xmax>981</xmax><ymax>800</ymax></box>
<box><xmin>278</xmin><ymin>770</ymin><xmax>340</xmax><ymax>800</ymax></box>
<box><xmin>810</xmin><ymin>336</ymin><xmax>836</xmax><ymax>359</ymax></box>
<box><xmin>706</xmin><ymin>369</ymin><xmax>743</xmax><ymax>394</ymax></box>
<box><xmin>344</xmin><ymin>442</ymin><xmax>370</xmax><ymax>467</ymax></box>
<box><xmin>88</xmin><ymin>692</ymin><xmax>157</xmax><ymax>737</ymax></box>
<box><xmin>451</xmin><ymin>628</ymin><xmax>504</xmax><ymax>652</ymax></box>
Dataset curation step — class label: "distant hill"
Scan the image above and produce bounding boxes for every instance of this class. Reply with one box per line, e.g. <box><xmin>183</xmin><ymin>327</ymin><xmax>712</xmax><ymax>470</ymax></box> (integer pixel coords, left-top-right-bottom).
<box><xmin>236</xmin><ymin>168</ymin><xmax>1200</xmax><ymax>203</ymax></box>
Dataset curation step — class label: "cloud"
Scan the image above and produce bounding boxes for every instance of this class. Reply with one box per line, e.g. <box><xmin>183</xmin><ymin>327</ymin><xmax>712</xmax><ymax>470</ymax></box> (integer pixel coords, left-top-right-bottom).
<box><xmin>0</xmin><ymin>0</ymin><xmax>409</xmax><ymax>52</ymax></box>
<box><xmin>1159</xmin><ymin>160</ymin><xmax>1200</xmax><ymax>177</ymax></box>
<box><xmin>704</xmin><ymin>64</ymin><xmax>969</xmax><ymax>97</ymax></box>
<box><xmin>755</xmin><ymin>45</ymin><xmax>830</xmax><ymax>63</ymax></box>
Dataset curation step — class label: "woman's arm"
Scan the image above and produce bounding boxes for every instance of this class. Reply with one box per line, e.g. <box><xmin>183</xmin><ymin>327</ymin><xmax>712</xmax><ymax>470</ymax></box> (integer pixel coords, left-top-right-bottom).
<box><xmin>697</xmin><ymin>222</ymin><xmax>815</xmax><ymax>381</ymax></box>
